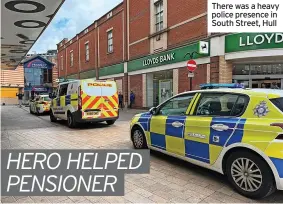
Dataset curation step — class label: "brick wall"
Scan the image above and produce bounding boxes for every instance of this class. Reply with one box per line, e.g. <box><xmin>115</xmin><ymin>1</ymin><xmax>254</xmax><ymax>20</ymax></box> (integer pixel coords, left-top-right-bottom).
<box><xmin>210</xmin><ymin>56</ymin><xmax>219</xmax><ymax>83</ymax></box>
<box><xmin>167</xmin><ymin>0</ymin><xmax>207</xmax><ymax>27</ymax></box>
<box><xmin>79</xmin><ymin>27</ymin><xmax>97</xmax><ymax>72</ymax></box>
<box><xmin>66</xmin><ymin>39</ymin><xmax>79</xmax><ymax>76</ymax></box>
<box><xmin>129</xmin><ymin>40</ymin><xmax>150</xmax><ymax>60</ymax></box>
<box><xmin>129</xmin><ymin>74</ymin><xmax>143</xmax><ymax>108</ymax></box>
<box><xmin>219</xmin><ymin>56</ymin><xmax>233</xmax><ymax>83</ymax></box>
<box><xmin>57</xmin><ymin>49</ymin><xmax>66</xmax><ymax>78</ymax></box>
<box><xmin>98</xmin><ymin>10</ymin><xmax>124</xmax><ymax>68</ymax></box>
<box><xmin>168</xmin><ymin>16</ymin><xmax>207</xmax><ymax>48</ymax></box>
<box><xmin>128</xmin><ymin>0</ymin><xmax>150</xmax><ymax>60</ymax></box>
<box><xmin>178</xmin><ymin>64</ymin><xmax>208</xmax><ymax>93</ymax></box>
<box><xmin>129</xmin><ymin>0</ymin><xmax>150</xmax><ymax>43</ymax></box>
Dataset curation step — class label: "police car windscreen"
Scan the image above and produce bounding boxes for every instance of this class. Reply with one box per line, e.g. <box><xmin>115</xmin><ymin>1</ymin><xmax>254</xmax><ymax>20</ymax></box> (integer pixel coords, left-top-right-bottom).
<box><xmin>43</xmin><ymin>97</ymin><xmax>51</xmax><ymax>101</ymax></box>
<box><xmin>270</xmin><ymin>97</ymin><xmax>283</xmax><ymax>112</ymax></box>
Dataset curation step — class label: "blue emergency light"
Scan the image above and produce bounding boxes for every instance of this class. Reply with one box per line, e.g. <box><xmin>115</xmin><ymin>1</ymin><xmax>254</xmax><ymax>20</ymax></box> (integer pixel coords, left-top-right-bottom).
<box><xmin>199</xmin><ymin>83</ymin><xmax>245</xmax><ymax>89</ymax></box>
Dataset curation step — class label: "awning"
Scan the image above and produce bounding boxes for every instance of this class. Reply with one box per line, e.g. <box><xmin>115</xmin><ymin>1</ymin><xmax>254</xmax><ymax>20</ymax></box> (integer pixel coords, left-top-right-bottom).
<box><xmin>1</xmin><ymin>0</ymin><xmax>65</xmax><ymax>70</ymax></box>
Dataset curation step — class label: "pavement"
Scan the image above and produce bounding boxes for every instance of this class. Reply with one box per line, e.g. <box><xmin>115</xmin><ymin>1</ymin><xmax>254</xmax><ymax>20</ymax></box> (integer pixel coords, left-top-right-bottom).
<box><xmin>1</xmin><ymin>106</ymin><xmax>283</xmax><ymax>203</ymax></box>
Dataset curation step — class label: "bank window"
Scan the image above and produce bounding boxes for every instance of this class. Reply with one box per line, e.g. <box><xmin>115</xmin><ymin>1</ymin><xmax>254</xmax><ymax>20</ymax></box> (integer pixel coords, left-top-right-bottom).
<box><xmin>158</xmin><ymin>94</ymin><xmax>195</xmax><ymax>116</ymax></box>
<box><xmin>233</xmin><ymin>64</ymin><xmax>249</xmax><ymax>75</ymax></box>
<box><xmin>61</xmin><ymin>56</ymin><xmax>63</xmax><ymax>70</ymax></box>
<box><xmin>107</xmin><ymin>30</ymin><xmax>113</xmax><ymax>53</ymax></box>
<box><xmin>70</xmin><ymin>51</ymin><xmax>73</xmax><ymax>67</ymax></box>
<box><xmin>155</xmin><ymin>0</ymin><xmax>164</xmax><ymax>32</ymax></box>
<box><xmin>194</xmin><ymin>93</ymin><xmax>248</xmax><ymax>117</ymax></box>
<box><xmin>85</xmin><ymin>43</ymin><xmax>89</xmax><ymax>61</ymax></box>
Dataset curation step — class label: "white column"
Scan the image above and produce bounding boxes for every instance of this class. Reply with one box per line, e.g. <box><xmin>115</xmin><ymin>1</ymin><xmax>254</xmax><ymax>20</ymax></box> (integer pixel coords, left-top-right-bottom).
<box><xmin>124</xmin><ymin>62</ymin><xmax>127</xmax><ymax>73</ymax></box>
<box><xmin>146</xmin><ymin>73</ymin><xmax>154</xmax><ymax>107</ymax></box>
<box><xmin>207</xmin><ymin>64</ymin><xmax>211</xmax><ymax>83</ymax></box>
<box><xmin>128</xmin><ymin>75</ymin><xmax>131</xmax><ymax>104</ymax></box>
<box><xmin>142</xmin><ymin>74</ymin><xmax>147</xmax><ymax>107</ymax></box>
<box><xmin>173</xmin><ymin>69</ymin><xmax>179</xmax><ymax>95</ymax></box>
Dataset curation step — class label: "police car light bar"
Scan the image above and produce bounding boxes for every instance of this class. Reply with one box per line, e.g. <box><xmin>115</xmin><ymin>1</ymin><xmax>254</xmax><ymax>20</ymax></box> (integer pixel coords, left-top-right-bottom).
<box><xmin>200</xmin><ymin>83</ymin><xmax>245</xmax><ymax>89</ymax></box>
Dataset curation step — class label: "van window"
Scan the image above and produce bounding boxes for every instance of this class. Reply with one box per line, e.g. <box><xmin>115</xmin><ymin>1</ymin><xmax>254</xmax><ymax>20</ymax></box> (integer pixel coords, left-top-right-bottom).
<box><xmin>67</xmin><ymin>83</ymin><xmax>78</xmax><ymax>95</ymax></box>
<box><xmin>59</xmin><ymin>84</ymin><xmax>68</xmax><ymax>96</ymax></box>
<box><xmin>270</xmin><ymin>97</ymin><xmax>283</xmax><ymax>112</ymax></box>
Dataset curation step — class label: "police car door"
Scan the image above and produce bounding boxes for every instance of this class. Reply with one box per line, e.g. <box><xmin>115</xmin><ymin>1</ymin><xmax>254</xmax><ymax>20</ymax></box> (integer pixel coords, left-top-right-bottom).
<box><xmin>148</xmin><ymin>93</ymin><xmax>196</xmax><ymax>156</ymax></box>
<box><xmin>184</xmin><ymin>92</ymin><xmax>246</xmax><ymax>165</ymax></box>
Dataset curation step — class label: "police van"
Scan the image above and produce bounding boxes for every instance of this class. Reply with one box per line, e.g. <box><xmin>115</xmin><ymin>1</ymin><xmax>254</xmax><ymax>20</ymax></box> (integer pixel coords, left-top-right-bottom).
<box><xmin>49</xmin><ymin>79</ymin><xmax>119</xmax><ymax>128</ymax></box>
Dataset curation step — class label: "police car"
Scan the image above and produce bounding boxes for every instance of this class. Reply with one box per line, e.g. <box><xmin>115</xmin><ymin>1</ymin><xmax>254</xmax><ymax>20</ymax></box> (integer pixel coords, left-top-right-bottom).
<box><xmin>49</xmin><ymin>79</ymin><xmax>119</xmax><ymax>128</ymax></box>
<box><xmin>29</xmin><ymin>94</ymin><xmax>51</xmax><ymax>115</ymax></box>
<box><xmin>130</xmin><ymin>87</ymin><xmax>283</xmax><ymax>199</ymax></box>
<box><xmin>200</xmin><ymin>83</ymin><xmax>245</xmax><ymax>89</ymax></box>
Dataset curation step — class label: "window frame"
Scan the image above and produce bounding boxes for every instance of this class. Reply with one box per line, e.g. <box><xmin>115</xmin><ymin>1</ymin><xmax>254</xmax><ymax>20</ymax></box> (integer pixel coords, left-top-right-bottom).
<box><xmin>85</xmin><ymin>42</ymin><xmax>89</xmax><ymax>62</ymax></box>
<box><xmin>154</xmin><ymin>92</ymin><xmax>197</xmax><ymax>116</ymax></box>
<box><xmin>154</xmin><ymin>0</ymin><xmax>164</xmax><ymax>32</ymax></box>
<box><xmin>192</xmin><ymin>92</ymin><xmax>250</xmax><ymax>117</ymax></box>
<box><xmin>70</xmin><ymin>51</ymin><xmax>74</xmax><ymax>67</ymax></box>
<box><xmin>60</xmin><ymin>56</ymin><xmax>63</xmax><ymax>70</ymax></box>
<box><xmin>107</xmin><ymin>30</ymin><xmax>113</xmax><ymax>53</ymax></box>
<box><xmin>58</xmin><ymin>84</ymin><xmax>68</xmax><ymax>97</ymax></box>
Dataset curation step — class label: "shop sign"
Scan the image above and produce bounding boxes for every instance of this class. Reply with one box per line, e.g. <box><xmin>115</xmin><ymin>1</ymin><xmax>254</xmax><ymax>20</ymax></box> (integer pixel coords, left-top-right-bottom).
<box><xmin>225</xmin><ymin>33</ymin><xmax>283</xmax><ymax>53</ymax></box>
<box><xmin>24</xmin><ymin>58</ymin><xmax>51</xmax><ymax>69</ymax></box>
<box><xmin>32</xmin><ymin>87</ymin><xmax>47</xmax><ymax>92</ymax></box>
<box><xmin>142</xmin><ymin>53</ymin><xmax>175</xmax><ymax>66</ymax></box>
<box><xmin>128</xmin><ymin>41</ymin><xmax>210</xmax><ymax>72</ymax></box>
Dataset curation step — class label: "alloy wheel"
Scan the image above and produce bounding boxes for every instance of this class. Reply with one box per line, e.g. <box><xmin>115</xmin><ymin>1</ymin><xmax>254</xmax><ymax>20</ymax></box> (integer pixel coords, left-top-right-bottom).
<box><xmin>231</xmin><ymin>158</ymin><xmax>263</xmax><ymax>192</ymax></box>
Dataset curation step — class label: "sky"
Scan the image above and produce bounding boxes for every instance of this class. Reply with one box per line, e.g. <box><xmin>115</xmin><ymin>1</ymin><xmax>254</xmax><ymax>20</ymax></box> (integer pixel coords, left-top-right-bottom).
<box><xmin>28</xmin><ymin>0</ymin><xmax>122</xmax><ymax>54</ymax></box>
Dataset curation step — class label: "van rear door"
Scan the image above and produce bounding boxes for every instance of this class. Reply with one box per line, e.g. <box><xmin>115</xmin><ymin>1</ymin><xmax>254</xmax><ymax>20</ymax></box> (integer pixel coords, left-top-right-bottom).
<box><xmin>80</xmin><ymin>79</ymin><xmax>103</xmax><ymax>119</ymax></box>
<box><xmin>101</xmin><ymin>81</ymin><xmax>118</xmax><ymax>118</ymax></box>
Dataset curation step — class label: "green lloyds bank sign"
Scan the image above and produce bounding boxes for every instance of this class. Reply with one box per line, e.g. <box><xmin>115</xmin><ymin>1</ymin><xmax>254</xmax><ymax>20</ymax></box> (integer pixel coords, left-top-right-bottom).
<box><xmin>143</xmin><ymin>53</ymin><xmax>175</xmax><ymax>66</ymax></box>
<box><xmin>225</xmin><ymin>33</ymin><xmax>283</xmax><ymax>53</ymax></box>
<box><xmin>128</xmin><ymin>41</ymin><xmax>209</xmax><ymax>72</ymax></box>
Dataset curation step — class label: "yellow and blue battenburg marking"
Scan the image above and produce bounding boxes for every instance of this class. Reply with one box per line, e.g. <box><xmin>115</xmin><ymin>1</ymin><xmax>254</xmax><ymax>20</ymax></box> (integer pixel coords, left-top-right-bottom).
<box><xmin>135</xmin><ymin>114</ymin><xmax>248</xmax><ymax>164</ymax></box>
<box><xmin>270</xmin><ymin>158</ymin><xmax>283</xmax><ymax>178</ymax></box>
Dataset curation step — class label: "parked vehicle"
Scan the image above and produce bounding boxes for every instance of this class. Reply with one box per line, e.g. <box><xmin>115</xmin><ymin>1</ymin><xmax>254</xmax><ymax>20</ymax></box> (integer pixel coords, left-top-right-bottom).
<box><xmin>49</xmin><ymin>79</ymin><xmax>119</xmax><ymax>128</ymax></box>
<box><xmin>29</xmin><ymin>95</ymin><xmax>51</xmax><ymax>115</ymax></box>
<box><xmin>130</xmin><ymin>88</ymin><xmax>283</xmax><ymax>199</ymax></box>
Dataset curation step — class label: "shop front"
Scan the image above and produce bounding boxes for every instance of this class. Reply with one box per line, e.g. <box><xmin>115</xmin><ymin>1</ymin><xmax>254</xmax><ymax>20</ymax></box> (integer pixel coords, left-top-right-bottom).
<box><xmin>127</xmin><ymin>41</ymin><xmax>210</xmax><ymax>108</ymax></box>
<box><xmin>225</xmin><ymin>33</ymin><xmax>283</xmax><ymax>89</ymax></box>
<box><xmin>23</xmin><ymin>56</ymin><xmax>54</xmax><ymax>101</ymax></box>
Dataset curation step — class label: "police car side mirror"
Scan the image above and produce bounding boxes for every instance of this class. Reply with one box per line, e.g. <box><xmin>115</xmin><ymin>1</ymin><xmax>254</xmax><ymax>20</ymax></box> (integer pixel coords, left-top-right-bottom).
<box><xmin>149</xmin><ymin>107</ymin><xmax>157</xmax><ymax>115</ymax></box>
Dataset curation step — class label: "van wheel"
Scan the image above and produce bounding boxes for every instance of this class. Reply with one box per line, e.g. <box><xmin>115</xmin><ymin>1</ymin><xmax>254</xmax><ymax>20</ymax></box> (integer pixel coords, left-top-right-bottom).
<box><xmin>131</xmin><ymin>127</ymin><xmax>148</xmax><ymax>149</ymax></box>
<box><xmin>50</xmin><ymin>111</ymin><xmax>57</xmax><ymax>122</ymax></box>
<box><xmin>226</xmin><ymin>151</ymin><xmax>275</xmax><ymax>199</ymax></box>
<box><xmin>67</xmin><ymin>112</ymin><xmax>77</xmax><ymax>128</ymax></box>
<box><xmin>106</xmin><ymin>120</ymin><xmax>115</xmax><ymax>125</ymax></box>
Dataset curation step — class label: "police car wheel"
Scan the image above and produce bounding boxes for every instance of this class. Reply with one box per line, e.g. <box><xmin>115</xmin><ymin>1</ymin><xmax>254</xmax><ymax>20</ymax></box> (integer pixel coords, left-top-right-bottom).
<box><xmin>226</xmin><ymin>151</ymin><xmax>275</xmax><ymax>199</ymax></box>
<box><xmin>132</xmin><ymin>127</ymin><xmax>147</xmax><ymax>149</ymax></box>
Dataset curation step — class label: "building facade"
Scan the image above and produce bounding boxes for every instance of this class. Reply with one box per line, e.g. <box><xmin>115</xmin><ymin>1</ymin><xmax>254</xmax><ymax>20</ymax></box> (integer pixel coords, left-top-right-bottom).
<box><xmin>57</xmin><ymin>0</ymin><xmax>283</xmax><ymax>108</ymax></box>
<box><xmin>22</xmin><ymin>55</ymin><xmax>57</xmax><ymax>102</ymax></box>
<box><xmin>26</xmin><ymin>50</ymin><xmax>59</xmax><ymax>87</ymax></box>
<box><xmin>0</xmin><ymin>66</ymin><xmax>24</xmax><ymax>104</ymax></box>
